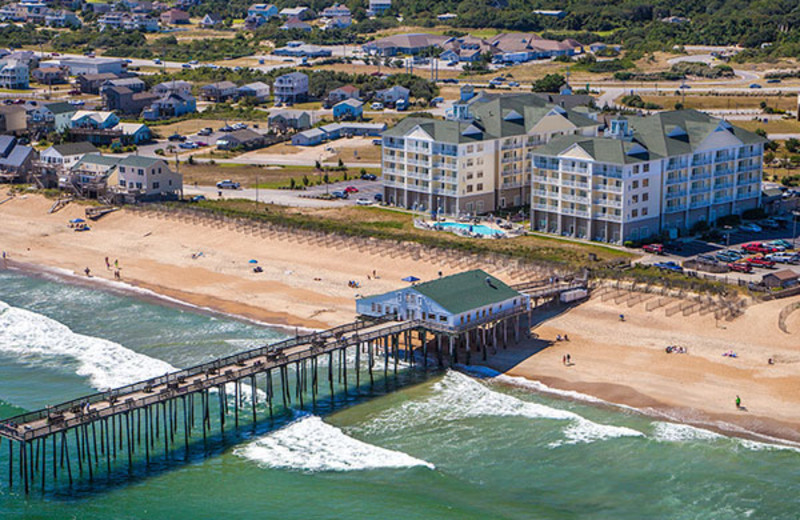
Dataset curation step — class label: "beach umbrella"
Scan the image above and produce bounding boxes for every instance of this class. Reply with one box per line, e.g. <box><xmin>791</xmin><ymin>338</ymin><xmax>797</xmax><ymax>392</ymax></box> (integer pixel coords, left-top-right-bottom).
<box><xmin>70</xmin><ymin>218</ymin><xmax>85</xmax><ymax>223</ymax></box>
<box><xmin>402</xmin><ymin>276</ymin><xmax>420</xmax><ymax>283</ymax></box>
<box><xmin>249</xmin><ymin>259</ymin><xmax>258</xmax><ymax>264</ymax></box>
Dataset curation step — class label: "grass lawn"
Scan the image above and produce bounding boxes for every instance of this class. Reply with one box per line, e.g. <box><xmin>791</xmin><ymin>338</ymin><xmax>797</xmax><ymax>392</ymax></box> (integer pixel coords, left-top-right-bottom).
<box><xmin>187</xmin><ymin>200</ymin><xmax>634</xmax><ymax>269</ymax></box>
<box><xmin>734</xmin><ymin>119</ymin><xmax>800</xmax><ymax>134</ymax></box>
<box><xmin>182</xmin><ymin>162</ymin><xmax>380</xmax><ymax>189</ymax></box>
<box><xmin>329</xmin><ymin>143</ymin><xmax>382</xmax><ymax>163</ymax></box>
<box><xmin>638</xmin><ymin>93</ymin><xmax>797</xmax><ymax>112</ymax></box>
<box><xmin>290</xmin><ymin>101</ymin><xmax>323</xmax><ymax>110</ymax></box>
<box><xmin>154</xmin><ymin>119</ymin><xmax>267</xmax><ymax>136</ymax></box>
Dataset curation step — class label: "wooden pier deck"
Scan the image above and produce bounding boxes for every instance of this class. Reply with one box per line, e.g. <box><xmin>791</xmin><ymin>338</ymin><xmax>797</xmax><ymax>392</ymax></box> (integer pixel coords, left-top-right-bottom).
<box><xmin>0</xmin><ymin>278</ymin><xmax>585</xmax><ymax>493</ymax></box>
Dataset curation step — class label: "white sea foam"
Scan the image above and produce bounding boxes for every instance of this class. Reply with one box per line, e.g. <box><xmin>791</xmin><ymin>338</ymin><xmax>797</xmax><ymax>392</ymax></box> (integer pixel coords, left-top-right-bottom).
<box><xmin>652</xmin><ymin>422</ymin><xmax>724</xmax><ymax>443</ymax></box>
<box><xmin>234</xmin><ymin>414</ymin><xmax>435</xmax><ymax>472</ymax></box>
<box><xmin>364</xmin><ymin>371</ymin><xmax>643</xmax><ymax>446</ymax></box>
<box><xmin>0</xmin><ymin>299</ymin><xmax>176</xmax><ymax>390</ymax></box>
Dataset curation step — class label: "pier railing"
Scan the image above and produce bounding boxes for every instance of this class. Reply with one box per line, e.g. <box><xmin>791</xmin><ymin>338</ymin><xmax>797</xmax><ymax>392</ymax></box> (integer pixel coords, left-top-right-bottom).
<box><xmin>0</xmin><ymin>316</ymin><xmax>391</xmax><ymax>439</ymax></box>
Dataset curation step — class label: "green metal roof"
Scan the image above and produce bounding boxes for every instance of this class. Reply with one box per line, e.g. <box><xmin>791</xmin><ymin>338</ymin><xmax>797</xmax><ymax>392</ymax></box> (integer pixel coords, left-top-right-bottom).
<box><xmin>45</xmin><ymin>102</ymin><xmax>76</xmax><ymax>115</ymax></box>
<box><xmin>72</xmin><ymin>154</ymin><xmax>121</xmax><ymax>170</ymax></box>
<box><xmin>412</xmin><ymin>269</ymin><xmax>521</xmax><ymax>315</ymax></box>
<box><xmin>535</xmin><ymin>109</ymin><xmax>766</xmax><ymax>164</ymax></box>
<box><xmin>118</xmin><ymin>155</ymin><xmax>164</xmax><ymax>168</ymax></box>
<box><xmin>382</xmin><ymin>93</ymin><xmax>599</xmax><ymax>144</ymax></box>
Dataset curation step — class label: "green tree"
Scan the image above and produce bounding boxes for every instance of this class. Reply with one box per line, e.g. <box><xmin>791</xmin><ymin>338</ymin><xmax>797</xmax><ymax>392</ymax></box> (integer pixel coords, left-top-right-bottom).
<box><xmin>532</xmin><ymin>74</ymin><xmax>565</xmax><ymax>93</ymax></box>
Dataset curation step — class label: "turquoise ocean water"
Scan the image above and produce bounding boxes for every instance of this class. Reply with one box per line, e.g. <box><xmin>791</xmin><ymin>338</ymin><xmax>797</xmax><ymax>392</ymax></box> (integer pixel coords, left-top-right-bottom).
<box><xmin>0</xmin><ymin>269</ymin><xmax>799</xmax><ymax>519</ymax></box>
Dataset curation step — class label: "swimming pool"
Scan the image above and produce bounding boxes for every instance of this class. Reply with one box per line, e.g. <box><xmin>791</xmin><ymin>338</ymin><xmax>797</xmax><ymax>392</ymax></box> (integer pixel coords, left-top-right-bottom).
<box><xmin>434</xmin><ymin>222</ymin><xmax>505</xmax><ymax>236</ymax></box>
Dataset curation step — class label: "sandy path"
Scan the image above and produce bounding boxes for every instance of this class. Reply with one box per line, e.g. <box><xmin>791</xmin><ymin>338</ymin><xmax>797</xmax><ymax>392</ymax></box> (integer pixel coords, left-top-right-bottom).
<box><xmin>0</xmin><ymin>195</ymin><xmax>478</xmax><ymax>328</ymax></box>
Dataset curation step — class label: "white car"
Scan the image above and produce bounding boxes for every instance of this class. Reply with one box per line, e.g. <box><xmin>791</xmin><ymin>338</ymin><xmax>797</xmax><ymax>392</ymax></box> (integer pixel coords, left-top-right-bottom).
<box><xmin>739</xmin><ymin>222</ymin><xmax>762</xmax><ymax>233</ymax></box>
<box><xmin>356</xmin><ymin>198</ymin><xmax>373</xmax><ymax>206</ymax></box>
<box><xmin>766</xmin><ymin>252</ymin><xmax>799</xmax><ymax>264</ymax></box>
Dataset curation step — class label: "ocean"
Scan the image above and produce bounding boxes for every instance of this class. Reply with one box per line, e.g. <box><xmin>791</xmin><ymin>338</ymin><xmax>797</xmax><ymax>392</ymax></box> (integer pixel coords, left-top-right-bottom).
<box><xmin>0</xmin><ymin>269</ymin><xmax>799</xmax><ymax>519</ymax></box>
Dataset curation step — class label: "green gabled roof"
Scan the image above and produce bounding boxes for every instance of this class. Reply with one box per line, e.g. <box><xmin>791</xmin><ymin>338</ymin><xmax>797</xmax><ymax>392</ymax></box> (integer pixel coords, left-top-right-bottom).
<box><xmin>72</xmin><ymin>153</ymin><xmax>121</xmax><ymax>170</ymax></box>
<box><xmin>118</xmin><ymin>155</ymin><xmax>164</xmax><ymax>168</ymax></box>
<box><xmin>412</xmin><ymin>269</ymin><xmax>521</xmax><ymax>315</ymax></box>
<box><xmin>536</xmin><ymin>135</ymin><xmax>660</xmax><ymax>164</ymax></box>
<box><xmin>45</xmin><ymin>102</ymin><xmax>76</xmax><ymax>115</ymax></box>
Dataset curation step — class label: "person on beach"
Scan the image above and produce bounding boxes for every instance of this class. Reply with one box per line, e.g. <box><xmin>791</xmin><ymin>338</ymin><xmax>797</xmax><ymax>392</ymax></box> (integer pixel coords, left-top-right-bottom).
<box><xmin>84</xmin><ymin>267</ymin><xmax>91</xmax><ymax>277</ymax></box>
<box><xmin>114</xmin><ymin>269</ymin><xmax>121</xmax><ymax>280</ymax></box>
<box><xmin>1</xmin><ymin>250</ymin><xmax>6</xmax><ymax>268</ymax></box>
<box><xmin>619</xmin><ymin>314</ymin><xmax>625</xmax><ymax>322</ymax></box>
<box><xmin>105</xmin><ymin>256</ymin><xmax>110</xmax><ymax>269</ymax></box>
<box><xmin>114</xmin><ymin>259</ymin><xmax>119</xmax><ymax>269</ymax></box>
<box><xmin>736</xmin><ymin>395</ymin><xmax>741</xmax><ymax>409</ymax></box>
<box><xmin>566</xmin><ymin>353</ymin><xmax>571</xmax><ymax>365</ymax></box>
<box><xmin>562</xmin><ymin>355</ymin><xmax>566</xmax><ymax>365</ymax></box>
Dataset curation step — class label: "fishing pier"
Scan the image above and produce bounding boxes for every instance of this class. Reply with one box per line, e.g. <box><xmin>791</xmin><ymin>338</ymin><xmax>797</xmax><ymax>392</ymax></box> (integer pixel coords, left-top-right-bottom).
<box><xmin>0</xmin><ymin>273</ymin><xmax>584</xmax><ymax>493</ymax></box>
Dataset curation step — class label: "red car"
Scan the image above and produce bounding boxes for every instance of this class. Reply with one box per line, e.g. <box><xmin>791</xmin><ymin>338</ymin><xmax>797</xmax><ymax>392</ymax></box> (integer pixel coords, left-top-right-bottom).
<box><xmin>727</xmin><ymin>262</ymin><xmax>753</xmax><ymax>273</ymax></box>
<box><xmin>642</xmin><ymin>244</ymin><xmax>664</xmax><ymax>254</ymax></box>
<box><xmin>742</xmin><ymin>243</ymin><xmax>777</xmax><ymax>255</ymax></box>
<box><xmin>746</xmin><ymin>257</ymin><xmax>776</xmax><ymax>268</ymax></box>
<box><xmin>344</xmin><ymin>186</ymin><xmax>359</xmax><ymax>193</ymax></box>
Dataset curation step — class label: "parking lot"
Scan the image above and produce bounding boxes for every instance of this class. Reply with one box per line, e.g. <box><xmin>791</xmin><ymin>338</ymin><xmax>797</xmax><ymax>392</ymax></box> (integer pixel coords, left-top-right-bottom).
<box><xmin>302</xmin><ymin>177</ymin><xmax>383</xmax><ymax>205</ymax></box>
<box><xmin>638</xmin><ymin>222</ymin><xmax>800</xmax><ymax>283</ymax></box>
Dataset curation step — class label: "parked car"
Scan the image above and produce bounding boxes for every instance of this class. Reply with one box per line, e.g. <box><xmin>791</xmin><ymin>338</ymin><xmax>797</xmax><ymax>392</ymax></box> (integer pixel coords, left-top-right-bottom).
<box><xmin>68</xmin><ymin>100</ymin><xmax>85</xmax><ymax>106</ymax></box>
<box><xmin>182</xmin><ymin>63</ymin><xmax>192</xmax><ymax>69</ymax></box>
<box><xmin>654</xmin><ymin>261</ymin><xmax>684</xmax><ymax>273</ymax></box>
<box><xmin>642</xmin><ymin>243</ymin><xmax>664</xmax><ymax>254</ymax></box>
<box><xmin>179</xmin><ymin>141</ymin><xmax>198</xmax><ymax>149</ymax></box>
<box><xmin>197</xmin><ymin>128</ymin><xmax>213</xmax><ymax>136</ymax></box>
<box><xmin>189</xmin><ymin>60</ymin><xmax>199</xmax><ymax>65</ymax></box>
<box><xmin>374</xmin><ymin>193</ymin><xmax>383</xmax><ymax>202</ymax></box>
<box><xmin>153</xmin><ymin>58</ymin><xmax>162</xmax><ymax>64</ymax></box>
<box><xmin>716</xmin><ymin>250</ymin><xmax>743</xmax><ymax>262</ymax></box>
<box><xmin>441</xmin><ymin>78</ymin><xmax>459</xmax><ymax>84</ymax></box>
<box><xmin>697</xmin><ymin>254</ymin><xmax>719</xmax><ymax>265</ymax></box>
<box><xmin>746</xmin><ymin>257</ymin><xmax>776</xmax><ymax>268</ymax></box>
<box><xmin>766</xmin><ymin>78</ymin><xmax>782</xmax><ymax>84</ymax></box>
<box><xmin>749</xmin><ymin>83</ymin><xmax>762</xmax><ymax>89</ymax></box>
<box><xmin>739</xmin><ymin>222</ymin><xmax>762</xmax><ymax>233</ymax></box>
<box><xmin>370</xmin><ymin>102</ymin><xmax>384</xmax><ymax>110</ymax></box>
<box><xmin>232</xmin><ymin>123</ymin><xmax>248</xmax><ymax>130</ymax></box>
<box><xmin>216</xmin><ymin>180</ymin><xmax>240</xmax><ymax>189</ymax></box>
<box><xmin>742</xmin><ymin>242</ymin><xmax>777</xmax><ymax>254</ymax></box>
<box><xmin>768</xmin><ymin>239</ymin><xmax>793</xmax><ymax>250</ymax></box>
<box><xmin>508</xmin><ymin>81</ymin><xmax>520</xmax><ymax>87</ymax></box>
<box><xmin>356</xmin><ymin>198</ymin><xmax>373</xmax><ymax>206</ymax></box>
<box><xmin>190</xmin><ymin>195</ymin><xmax>207</xmax><ymax>203</ymax></box>
<box><xmin>360</xmin><ymin>173</ymin><xmax>377</xmax><ymax>181</ymax></box>
<box><xmin>727</xmin><ymin>262</ymin><xmax>753</xmax><ymax>273</ymax></box>
<box><xmin>344</xmin><ymin>186</ymin><xmax>359</xmax><ymax>193</ymax></box>
<box><xmin>219</xmin><ymin>125</ymin><xmax>234</xmax><ymax>132</ymax></box>
<box><xmin>195</xmin><ymin>141</ymin><xmax>208</xmax><ymax>147</ymax></box>
<box><xmin>760</xmin><ymin>219</ymin><xmax>781</xmax><ymax>230</ymax></box>
<box><xmin>331</xmin><ymin>190</ymin><xmax>348</xmax><ymax>199</ymax></box>
<box><xmin>765</xmin><ymin>252</ymin><xmax>799</xmax><ymax>264</ymax></box>
<box><xmin>168</xmin><ymin>133</ymin><xmax>186</xmax><ymax>142</ymax></box>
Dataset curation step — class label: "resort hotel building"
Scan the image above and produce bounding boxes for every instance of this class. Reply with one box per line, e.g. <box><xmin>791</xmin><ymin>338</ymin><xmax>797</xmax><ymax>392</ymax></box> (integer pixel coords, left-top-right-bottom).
<box><xmin>380</xmin><ymin>91</ymin><xmax>764</xmax><ymax>244</ymax></box>
<box><xmin>380</xmin><ymin>91</ymin><xmax>600</xmax><ymax>216</ymax></box>
<box><xmin>530</xmin><ymin>111</ymin><xmax>764</xmax><ymax>243</ymax></box>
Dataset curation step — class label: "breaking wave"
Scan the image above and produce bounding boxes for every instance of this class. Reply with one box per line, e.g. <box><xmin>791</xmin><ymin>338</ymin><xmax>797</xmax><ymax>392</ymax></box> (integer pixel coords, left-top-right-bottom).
<box><xmin>234</xmin><ymin>414</ymin><xmax>435</xmax><ymax>472</ymax></box>
<box><xmin>0</xmin><ymin>299</ymin><xmax>176</xmax><ymax>390</ymax></box>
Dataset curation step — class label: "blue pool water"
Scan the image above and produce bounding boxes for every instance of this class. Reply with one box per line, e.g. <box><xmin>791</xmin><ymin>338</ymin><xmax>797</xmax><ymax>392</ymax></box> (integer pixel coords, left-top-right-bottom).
<box><xmin>434</xmin><ymin>222</ymin><xmax>504</xmax><ymax>236</ymax></box>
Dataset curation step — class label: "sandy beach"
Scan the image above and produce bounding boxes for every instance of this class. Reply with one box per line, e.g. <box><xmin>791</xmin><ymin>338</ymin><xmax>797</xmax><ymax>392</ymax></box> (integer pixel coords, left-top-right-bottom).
<box><xmin>3</xmin><ymin>194</ymin><xmax>800</xmax><ymax>444</ymax></box>
<box><xmin>489</xmin><ymin>293</ymin><xmax>800</xmax><ymax>444</ymax></box>
<box><xmin>0</xmin><ymin>195</ymin><xmax>485</xmax><ymax>329</ymax></box>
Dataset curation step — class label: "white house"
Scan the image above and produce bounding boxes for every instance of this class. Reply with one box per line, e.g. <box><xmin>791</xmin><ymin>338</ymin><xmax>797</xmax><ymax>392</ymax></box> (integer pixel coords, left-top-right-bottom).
<box><xmin>40</xmin><ymin>142</ymin><xmax>100</xmax><ymax>172</ymax></box>
<box><xmin>273</xmin><ymin>72</ymin><xmax>308</xmax><ymax>104</ymax></box>
<box><xmin>356</xmin><ymin>270</ymin><xmax>529</xmax><ymax>331</ymax></box>
<box><xmin>113</xmin><ymin>155</ymin><xmax>181</xmax><ymax>200</ymax></box>
<box><xmin>0</xmin><ymin>60</ymin><xmax>28</xmax><ymax>89</ymax></box>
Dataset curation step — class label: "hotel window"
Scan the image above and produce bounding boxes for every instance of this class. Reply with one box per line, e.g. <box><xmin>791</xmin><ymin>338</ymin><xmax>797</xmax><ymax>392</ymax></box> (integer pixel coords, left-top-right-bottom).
<box><xmin>643</xmin><ymin>164</ymin><xmax>650</xmax><ymax>173</ymax></box>
<box><xmin>632</xmin><ymin>209</ymin><xmax>638</xmax><ymax>218</ymax></box>
<box><xmin>632</xmin><ymin>180</ymin><xmax>639</xmax><ymax>189</ymax></box>
<box><xmin>632</xmin><ymin>194</ymin><xmax>639</xmax><ymax>203</ymax></box>
<box><xmin>476</xmin><ymin>183</ymin><xmax>483</xmax><ymax>191</ymax></box>
<box><xmin>153</xmin><ymin>182</ymin><xmax>160</xmax><ymax>189</ymax></box>
<box><xmin>642</xmin><ymin>207</ymin><xmax>649</xmax><ymax>216</ymax></box>
<box><xmin>642</xmin><ymin>193</ymin><xmax>649</xmax><ymax>202</ymax></box>
<box><xmin>477</xmin><ymin>144</ymin><xmax>483</xmax><ymax>152</ymax></box>
<box><xmin>467</xmin><ymin>145</ymin><xmax>474</xmax><ymax>153</ymax></box>
<box><xmin>467</xmin><ymin>185</ymin><xmax>474</xmax><ymax>193</ymax></box>
<box><xmin>138</xmin><ymin>169</ymin><xmax>144</xmax><ymax>176</ymax></box>
<box><xmin>643</xmin><ymin>179</ymin><xmax>649</xmax><ymax>188</ymax></box>
<box><xmin>633</xmin><ymin>165</ymin><xmax>640</xmax><ymax>174</ymax></box>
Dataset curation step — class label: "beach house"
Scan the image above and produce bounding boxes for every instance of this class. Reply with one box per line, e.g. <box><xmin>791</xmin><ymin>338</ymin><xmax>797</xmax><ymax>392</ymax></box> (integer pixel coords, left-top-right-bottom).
<box><xmin>0</xmin><ymin>135</ymin><xmax>34</xmax><ymax>182</ymax></box>
<box><xmin>268</xmin><ymin>109</ymin><xmax>312</xmax><ymax>131</ymax></box>
<box><xmin>112</xmin><ymin>155</ymin><xmax>182</xmax><ymax>201</ymax></box>
<box><xmin>40</xmin><ymin>142</ymin><xmax>100</xmax><ymax>172</ymax></box>
<box><xmin>273</xmin><ymin>72</ymin><xmax>308</xmax><ymax>104</ymax></box>
<box><xmin>374</xmin><ymin>85</ymin><xmax>410</xmax><ymax>106</ymax></box>
<box><xmin>237</xmin><ymin>82</ymin><xmax>271</xmax><ymax>103</ymax></box>
<box><xmin>199</xmin><ymin>81</ymin><xmax>238</xmax><ymax>102</ymax></box>
<box><xmin>247</xmin><ymin>3</ymin><xmax>278</xmax><ymax>20</ymax></box>
<box><xmin>0</xmin><ymin>60</ymin><xmax>28</xmax><ymax>89</ymax></box>
<box><xmin>367</xmin><ymin>0</ymin><xmax>391</xmax><ymax>16</ymax></box>
<box><xmin>333</xmin><ymin>99</ymin><xmax>363</xmax><ymax>120</ymax></box>
<box><xmin>356</xmin><ymin>270</ymin><xmax>529</xmax><ymax>331</ymax></box>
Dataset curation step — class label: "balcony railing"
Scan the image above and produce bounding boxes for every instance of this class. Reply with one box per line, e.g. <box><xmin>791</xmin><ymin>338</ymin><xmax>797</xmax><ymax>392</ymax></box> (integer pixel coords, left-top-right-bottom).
<box><xmin>690</xmin><ymin>199</ymin><xmax>709</xmax><ymax>209</ymax></box>
<box><xmin>593</xmin><ymin>183</ymin><xmax>622</xmax><ymax>192</ymax></box>
<box><xmin>665</xmin><ymin>204</ymin><xmax>687</xmax><ymax>213</ymax></box>
<box><xmin>562</xmin><ymin>207</ymin><xmax>590</xmax><ymax>218</ymax></box>
<box><xmin>593</xmin><ymin>198</ymin><xmax>622</xmax><ymax>208</ymax></box>
<box><xmin>666</xmin><ymin>176</ymin><xmax>688</xmax><ymax>185</ymax></box>
<box><xmin>593</xmin><ymin>212</ymin><xmax>622</xmax><ymax>222</ymax></box>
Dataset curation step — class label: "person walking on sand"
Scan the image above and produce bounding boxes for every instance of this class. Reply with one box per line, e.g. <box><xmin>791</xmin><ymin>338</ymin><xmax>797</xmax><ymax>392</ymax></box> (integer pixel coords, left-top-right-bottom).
<box><xmin>562</xmin><ymin>355</ymin><xmax>566</xmax><ymax>366</ymax></box>
<box><xmin>736</xmin><ymin>395</ymin><xmax>741</xmax><ymax>409</ymax></box>
<box><xmin>114</xmin><ymin>259</ymin><xmax>119</xmax><ymax>269</ymax></box>
<box><xmin>566</xmin><ymin>353</ymin><xmax>571</xmax><ymax>365</ymax></box>
<box><xmin>105</xmin><ymin>256</ymin><xmax>110</xmax><ymax>270</ymax></box>
<box><xmin>84</xmin><ymin>267</ymin><xmax>91</xmax><ymax>277</ymax></box>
